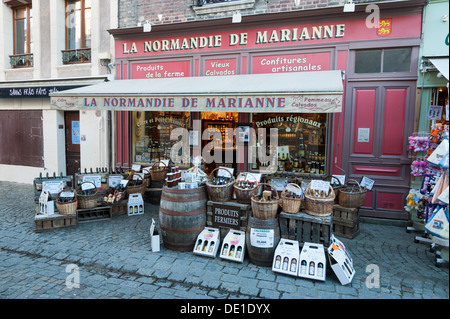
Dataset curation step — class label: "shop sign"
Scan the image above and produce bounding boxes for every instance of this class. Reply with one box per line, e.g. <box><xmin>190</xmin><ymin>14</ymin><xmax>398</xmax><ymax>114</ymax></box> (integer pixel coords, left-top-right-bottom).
<box><xmin>0</xmin><ymin>86</ymin><xmax>81</xmax><ymax>98</ymax></box>
<box><xmin>136</xmin><ymin>116</ymin><xmax>187</xmax><ymax>128</ymax></box>
<box><xmin>132</xmin><ymin>61</ymin><xmax>191</xmax><ymax>79</ymax></box>
<box><xmin>204</xmin><ymin>58</ymin><xmax>237</xmax><ymax>76</ymax></box>
<box><xmin>252</xmin><ymin>52</ymin><xmax>331</xmax><ymax>74</ymax></box>
<box><xmin>51</xmin><ymin>94</ymin><xmax>342</xmax><ymax>113</ymax></box>
<box><xmin>250</xmin><ymin>228</ymin><xmax>275</xmax><ymax>248</ymax></box>
<box><xmin>212</xmin><ymin>203</ymin><xmax>241</xmax><ymax>229</ymax></box>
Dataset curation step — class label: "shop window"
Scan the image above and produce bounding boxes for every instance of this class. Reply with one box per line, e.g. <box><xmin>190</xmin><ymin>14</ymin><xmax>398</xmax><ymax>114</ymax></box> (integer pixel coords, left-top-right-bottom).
<box><xmin>63</xmin><ymin>0</ymin><xmax>91</xmax><ymax>64</ymax></box>
<box><xmin>10</xmin><ymin>4</ymin><xmax>33</xmax><ymax>68</ymax></box>
<box><xmin>250</xmin><ymin>113</ymin><xmax>328</xmax><ymax>174</ymax></box>
<box><xmin>132</xmin><ymin>111</ymin><xmax>191</xmax><ymax>164</ymax></box>
<box><xmin>354</xmin><ymin>48</ymin><xmax>411</xmax><ymax>74</ymax></box>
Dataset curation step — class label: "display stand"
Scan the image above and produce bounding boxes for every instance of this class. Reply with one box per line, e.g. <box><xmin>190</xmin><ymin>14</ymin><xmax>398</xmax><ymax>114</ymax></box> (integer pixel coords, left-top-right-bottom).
<box><xmin>77</xmin><ymin>206</ymin><xmax>112</xmax><ymax>223</ymax></box>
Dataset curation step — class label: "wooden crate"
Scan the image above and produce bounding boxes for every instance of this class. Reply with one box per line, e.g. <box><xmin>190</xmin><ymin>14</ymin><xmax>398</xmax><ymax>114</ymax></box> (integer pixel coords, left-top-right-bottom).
<box><xmin>111</xmin><ymin>201</ymin><xmax>128</xmax><ymax>216</ymax></box>
<box><xmin>34</xmin><ymin>213</ymin><xmax>77</xmax><ymax>232</ymax></box>
<box><xmin>332</xmin><ymin>205</ymin><xmax>360</xmax><ymax>239</ymax></box>
<box><xmin>207</xmin><ymin>200</ymin><xmax>251</xmax><ymax>238</ymax></box>
<box><xmin>279</xmin><ymin>211</ymin><xmax>332</xmax><ymax>248</ymax></box>
<box><xmin>77</xmin><ymin>206</ymin><xmax>112</xmax><ymax>223</ymax></box>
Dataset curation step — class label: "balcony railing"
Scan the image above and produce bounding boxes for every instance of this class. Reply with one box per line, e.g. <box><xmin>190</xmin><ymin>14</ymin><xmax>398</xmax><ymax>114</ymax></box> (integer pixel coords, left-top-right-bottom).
<box><xmin>9</xmin><ymin>53</ymin><xmax>33</xmax><ymax>68</ymax></box>
<box><xmin>62</xmin><ymin>48</ymin><xmax>91</xmax><ymax>64</ymax></box>
<box><xmin>196</xmin><ymin>0</ymin><xmax>235</xmax><ymax>5</ymax></box>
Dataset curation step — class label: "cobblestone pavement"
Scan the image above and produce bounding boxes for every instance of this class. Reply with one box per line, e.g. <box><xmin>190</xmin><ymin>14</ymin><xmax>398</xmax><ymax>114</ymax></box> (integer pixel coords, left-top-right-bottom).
<box><xmin>0</xmin><ymin>181</ymin><xmax>448</xmax><ymax>303</ymax></box>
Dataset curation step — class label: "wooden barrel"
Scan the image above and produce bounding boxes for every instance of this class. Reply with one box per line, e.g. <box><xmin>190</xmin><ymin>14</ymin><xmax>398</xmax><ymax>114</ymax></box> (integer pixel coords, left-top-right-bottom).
<box><xmin>245</xmin><ymin>216</ymin><xmax>280</xmax><ymax>267</ymax></box>
<box><xmin>159</xmin><ymin>186</ymin><xmax>207</xmax><ymax>251</ymax></box>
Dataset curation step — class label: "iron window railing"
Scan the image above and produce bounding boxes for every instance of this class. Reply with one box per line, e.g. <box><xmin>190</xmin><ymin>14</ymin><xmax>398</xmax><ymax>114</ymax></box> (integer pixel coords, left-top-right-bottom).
<box><xmin>62</xmin><ymin>48</ymin><xmax>91</xmax><ymax>64</ymax></box>
<box><xmin>196</xmin><ymin>0</ymin><xmax>235</xmax><ymax>6</ymax></box>
<box><xmin>9</xmin><ymin>53</ymin><xmax>33</xmax><ymax>68</ymax></box>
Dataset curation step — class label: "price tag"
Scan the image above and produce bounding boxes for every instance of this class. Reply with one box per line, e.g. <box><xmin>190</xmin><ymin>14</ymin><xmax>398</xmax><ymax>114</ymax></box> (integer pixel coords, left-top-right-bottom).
<box><xmin>81</xmin><ymin>182</ymin><xmax>96</xmax><ymax>191</ymax></box>
<box><xmin>83</xmin><ymin>175</ymin><xmax>101</xmax><ymax>187</ymax></box>
<box><xmin>331</xmin><ymin>175</ymin><xmax>346</xmax><ymax>187</ymax></box>
<box><xmin>250</xmin><ymin>228</ymin><xmax>274</xmax><ymax>248</ymax></box>
<box><xmin>133</xmin><ymin>173</ymin><xmax>145</xmax><ymax>180</ymax></box>
<box><xmin>360</xmin><ymin>176</ymin><xmax>375</xmax><ymax>190</ymax></box>
<box><xmin>108</xmin><ymin>175</ymin><xmax>123</xmax><ymax>187</ymax></box>
<box><xmin>60</xmin><ymin>191</ymin><xmax>75</xmax><ymax>198</ymax></box>
<box><xmin>310</xmin><ymin>180</ymin><xmax>330</xmax><ymax>192</ymax></box>
<box><xmin>285</xmin><ymin>184</ymin><xmax>303</xmax><ymax>196</ymax></box>
<box><xmin>131</xmin><ymin>164</ymin><xmax>141</xmax><ymax>172</ymax></box>
<box><xmin>217</xmin><ymin>166</ymin><xmax>234</xmax><ymax>178</ymax></box>
<box><xmin>42</xmin><ymin>181</ymin><xmax>64</xmax><ymax>194</ymax></box>
<box><xmin>120</xmin><ymin>180</ymin><xmax>129</xmax><ymax>187</ymax></box>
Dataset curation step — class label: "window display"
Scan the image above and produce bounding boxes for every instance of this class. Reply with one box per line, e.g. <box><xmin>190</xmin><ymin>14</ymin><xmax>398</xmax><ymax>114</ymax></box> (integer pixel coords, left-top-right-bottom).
<box><xmin>132</xmin><ymin>111</ymin><xmax>190</xmax><ymax>164</ymax></box>
<box><xmin>250</xmin><ymin>113</ymin><xmax>328</xmax><ymax>174</ymax></box>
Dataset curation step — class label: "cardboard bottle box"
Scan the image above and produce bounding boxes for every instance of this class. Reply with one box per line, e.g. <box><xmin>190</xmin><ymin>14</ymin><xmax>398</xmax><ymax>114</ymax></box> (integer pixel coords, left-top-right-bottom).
<box><xmin>193</xmin><ymin>227</ymin><xmax>220</xmax><ymax>258</ymax></box>
<box><xmin>298</xmin><ymin>242</ymin><xmax>326</xmax><ymax>281</ymax></box>
<box><xmin>272</xmin><ymin>238</ymin><xmax>300</xmax><ymax>277</ymax></box>
<box><xmin>149</xmin><ymin>218</ymin><xmax>160</xmax><ymax>252</ymax></box>
<box><xmin>127</xmin><ymin>193</ymin><xmax>144</xmax><ymax>216</ymax></box>
<box><xmin>328</xmin><ymin>234</ymin><xmax>355</xmax><ymax>285</ymax></box>
<box><xmin>220</xmin><ymin>230</ymin><xmax>246</xmax><ymax>263</ymax></box>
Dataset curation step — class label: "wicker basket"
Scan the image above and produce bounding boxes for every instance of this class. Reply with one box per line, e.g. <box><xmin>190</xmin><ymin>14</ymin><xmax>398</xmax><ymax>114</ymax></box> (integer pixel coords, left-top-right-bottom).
<box><xmin>234</xmin><ymin>172</ymin><xmax>259</xmax><ymax>204</ymax></box>
<box><xmin>77</xmin><ymin>181</ymin><xmax>98</xmax><ymax>209</ymax></box>
<box><xmin>150</xmin><ymin>161</ymin><xmax>169</xmax><ymax>181</ymax></box>
<box><xmin>338</xmin><ymin>179</ymin><xmax>367</xmax><ymax>208</ymax></box>
<box><xmin>206</xmin><ymin>167</ymin><xmax>235</xmax><ymax>202</ymax></box>
<box><xmin>126</xmin><ymin>173</ymin><xmax>146</xmax><ymax>197</ymax></box>
<box><xmin>280</xmin><ymin>183</ymin><xmax>304</xmax><ymax>214</ymax></box>
<box><xmin>322</xmin><ymin>175</ymin><xmax>344</xmax><ymax>204</ymax></box>
<box><xmin>304</xmin><ymin>184</ymin><xmax>335</xmax><ymax>217</ymax></box>
<box><xmin>251</xmin><ymin>183</ymin><xmax>280</xmax><ymax>220</ymax></box>
<box><xmin>56</xmin><ymin>189</ymin><xmax>78</xmax><ymax>215</ymax></box>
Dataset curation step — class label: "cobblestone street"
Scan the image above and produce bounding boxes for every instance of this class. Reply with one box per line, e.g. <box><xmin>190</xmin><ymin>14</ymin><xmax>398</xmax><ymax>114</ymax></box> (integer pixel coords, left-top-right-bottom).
<box><xmin>0</xmin><ymin>181</ymin><xmax>448</xmax><ymax>304</ymax></box>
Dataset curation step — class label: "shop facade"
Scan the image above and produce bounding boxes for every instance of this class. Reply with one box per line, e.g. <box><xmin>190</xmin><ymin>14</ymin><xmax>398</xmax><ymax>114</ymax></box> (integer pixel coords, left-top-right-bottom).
<box><xmin>51</xmin><ymin>1</ymin><xmax>425</xmax><ymax>220</ymax></box>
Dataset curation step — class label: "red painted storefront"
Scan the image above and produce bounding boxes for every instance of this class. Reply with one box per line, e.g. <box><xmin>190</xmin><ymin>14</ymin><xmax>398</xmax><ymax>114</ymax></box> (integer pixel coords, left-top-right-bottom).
<box><xmin>110</xmin><ymin>4</ymin><xmax>424</xmax><ymax>220</ymax></box>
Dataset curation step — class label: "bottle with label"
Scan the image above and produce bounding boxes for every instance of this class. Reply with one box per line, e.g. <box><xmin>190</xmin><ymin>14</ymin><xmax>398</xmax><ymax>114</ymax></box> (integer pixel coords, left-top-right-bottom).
<box><xmin>196</xmin><ymin>239</ymin><xmax>203</xmax><ymax>251</ymax></box>
<box><xmin>300</xmin><ymin>260</ymin><xmax>307</xmax><ymax>274</ymax></box>
<box><xmin>274</xmin><ymin>255</ymin><xmax>281</xmax><ymax>269</ymax></box>
<box><xmin>290</xmin><ymin>258</ymin><xmax>298</xmax><ymax>272</ymax></box>
<box><xmin>229</xmin><ymin>245</ymin><xmax>235</xmax><ymax>257</ymax></box>
<box><xmin>317</xmin><ymin>263</ymin><xmax>324</xmax><ymax>278</ymax></box>
<box><xmin>236</xmin><ymin>246</ymin><xmax>242</xmax><ymax>259</ymax></box>
<box><xmin>282</xmin><ymin>257</ymin><xmax>289</xmax><ymax>271</ymax></box>
<box><xmin>309</xmin><ymin>261</ymin><xmax>315</xmax><ymax>276</ymax></box>
<box><xmin>298</xmin><ymin>134</ymin><xmax>305</xmax><ymax>158</ymax></box>
<box><xmin>203</xmin><ymin>240</ymin><xmax>209</xmax><ymax>252</ymax></box>
<box><xmin>222</xmin><ymin>243</ymin><xmax>229</xmax><ymax>256</ymax></box>
<box><xmin>208</xmin><ymin>241</ymin><xmax>215</xmax><ymax>253</ymax></box>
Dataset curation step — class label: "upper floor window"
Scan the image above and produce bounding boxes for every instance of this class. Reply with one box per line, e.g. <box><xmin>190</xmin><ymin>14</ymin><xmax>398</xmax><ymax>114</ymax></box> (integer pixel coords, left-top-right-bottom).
<box><xmin>63</xmin><ymin>0</ymin><xmax>91</xmax><ymax>64</ymax></box>
<box><xmin>10</xmin><ymin>5</ymin><xmax>33</xmax><ymax>68</ymax></box>
<box><xmin>354</xmin><ymin>48</ymin><xmax>412</xmax><ymax>74</ymax></box>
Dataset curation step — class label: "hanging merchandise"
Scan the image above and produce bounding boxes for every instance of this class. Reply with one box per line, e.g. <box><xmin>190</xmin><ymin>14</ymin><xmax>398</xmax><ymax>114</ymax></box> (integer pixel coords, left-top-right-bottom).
<box><xmin>411</xmin><ymin>159</ymin><xmax>428</xmax><ymax>177</ymax></box>
<box><xmin>408</xmin><ymin>133</ymin><xmax>430</xmax><ymax>152</ymax></box>
<box><xmin>427</xmin><ymin>131</ymin><xmax>448</xmax><ymax>167</ymax></box>
<box><xmin>432</xmin><ymin>173</ymin><xmax>449</xmax><ymax>204</ymax></box>
<box><xmin>425</xmin><ymin>205</ymin><xmax>449</xmax><ymax>239</ymax></box>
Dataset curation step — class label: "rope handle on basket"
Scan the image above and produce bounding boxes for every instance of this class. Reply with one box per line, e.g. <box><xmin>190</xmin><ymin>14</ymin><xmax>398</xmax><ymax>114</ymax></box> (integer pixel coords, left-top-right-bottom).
<box><xmin>323</xmin><ymin>175</ymin><xmax>343</xmax><ymax>187</ymax></box>
<box><xmin>343</xmin><ymin>179</ymin><xmax>363</xmax><ymax>192</ymax></box>
<box><xmin>281</xmin><ymin>183</ymin><xmax>304</xmax><ymax>199</ymax></box>
<box><xmin>151</xmin><ymin>161</ymin><xmax>168</xmax><ymax>169</ymax></box>
<box><xmin>78</xmin><ymin>181</ymin><xmax>98</xmax><ymax>195</ymax></box>
<box><xmin>252</xmin><ymin>182</ymin><xmax>280</xmax><ymax>200</ymax></box>
<box><xmin>209</xmin><ymin>167</ymin><xmax>235</xmax><ymax>182</ymax></box>
<box><xmin>57</xmin><ymin>188</ymin><xmax>77</xmax><ymax>203</ymax></box>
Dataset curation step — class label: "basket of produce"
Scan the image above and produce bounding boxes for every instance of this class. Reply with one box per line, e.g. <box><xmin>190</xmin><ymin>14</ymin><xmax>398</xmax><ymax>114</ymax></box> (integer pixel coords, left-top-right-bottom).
<box><xmin>77</xmin><ymin>181</ymin><xmax>98</xmax><ymax>209</ymax></box>
<box><xmin>280</xmin><ymin>183</ymin><xmax>304</xmax><ymax>214</ymax></box>
<box><xmin>56</xmin><ymin>189</ymin><xmax>78</xmax><ymax>215</ymax></box>
<box><xmin>206</xmin><ymin>167</ymin><xmax>235</xmax><ymax>202</ymax></box>
<box><xmin>102</xmin><ymin>184</ymin><xmax>126</xmax><ymax>205</ymax></box>
<box><xmin>150</xmin><ymin>161</ymin><xmax>169</xmax><ymax>181</ymax></box>
<box><xmin>234</xmin><ymin>172</ymin><xmax>259</xmax><ymax>204</ymax></box>
<box><xmin>338</xmin><ymin>179</ymin><xmax>367</xmax><ymax>208</ymax></box>
<box><xmin>125</xmin><ymin>173</ymin><xmax>146</xmax><ymax>197</ymax></box>
<box><xmin>251</xmin><ymin>183</ymin><xmax>280</xmax><ymax>220</ymax></box>
<box><xmin>304</xmin><ymin>183</ymin><xmax>335</xmax><ymax>217</ymax></box>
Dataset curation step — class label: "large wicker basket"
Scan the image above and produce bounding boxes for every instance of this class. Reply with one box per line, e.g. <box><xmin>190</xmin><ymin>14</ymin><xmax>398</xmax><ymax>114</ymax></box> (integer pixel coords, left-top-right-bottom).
<box><xmin>338</xmin><ymin>179</ymin><xmax>367</xmax><ymax>208</ymax></box>
<box><xmin>234</xmin><ymin>172</ymin><xmax>259</xmax><ymax>204</ymax></box>
<box><xmin>280</xmin><ymin>183</ymin><xmax>304</xmax><ymax>214</ymax></box>
<box><xmin>251</xmin><ymin>183</ymin><xmax>280</xmax><ymax>220</ymax></box>
<box><xmin>77</xmin><ymin>181</ymin><xmax>98</xmax><ymax>209</ymax></box>
<box><xmin>150</xmin><ymin>161</ymin><xmax>169</xmax><ymax>181</ymax></box>
<box><xmin>304</xmin><ymin>184</ymin><xmax>335</xmax><ymax>217</ymax></box>
<box><xmin>56</xmin><ymin>189</ymin><xmax>78</xmax><ymax>215</ymax></box>
<box><xmin>126</xmin><ymin>173</ymin><xmax>146</xmax><ymax>197</ymax></box>
<box><xmin>206</xmin><ymin>167</ymin><xmax>235</xmax><ymax>202</ymax></box>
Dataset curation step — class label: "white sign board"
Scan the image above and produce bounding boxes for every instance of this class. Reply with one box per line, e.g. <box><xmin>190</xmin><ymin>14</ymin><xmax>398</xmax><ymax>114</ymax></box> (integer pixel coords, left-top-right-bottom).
<box><xmin>357</xmin><ymin>128</ymin><xmax>370</xmax><ymax>143</ymax></box>
<box><xmin>250</xmin><ymin>228</ymin><xmax>274</xmax><ymax>248</ymax></box>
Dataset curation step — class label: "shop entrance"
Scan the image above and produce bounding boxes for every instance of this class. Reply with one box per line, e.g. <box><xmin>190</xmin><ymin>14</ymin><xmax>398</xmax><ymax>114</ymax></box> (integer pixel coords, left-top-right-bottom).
<box><xmin>341</xmin><ymin>81</ymin><xmax>417</xmax><ymax>219</ymax></box>
<box><xmin>64</xmin><ymin>111</ymin><xmax>80</xmax><ymax>177</ymax></box>
<box><xmin>201</xmin><ymin>112</ymin><xmax>238</xmax><ymax>175</ymax></box>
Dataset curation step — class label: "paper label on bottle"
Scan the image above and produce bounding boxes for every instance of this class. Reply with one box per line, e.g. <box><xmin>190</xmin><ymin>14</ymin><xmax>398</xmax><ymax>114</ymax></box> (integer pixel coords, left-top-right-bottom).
<box><xmin>250</xmin><ymin>228</ymin><xmax>274</xmax><ymax>248</ymax></box>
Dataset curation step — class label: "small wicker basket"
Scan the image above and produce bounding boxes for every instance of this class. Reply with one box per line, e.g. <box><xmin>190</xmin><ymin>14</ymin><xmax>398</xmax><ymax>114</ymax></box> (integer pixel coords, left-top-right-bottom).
<box><xmin>126</xmin><ymin>173</ymin><xmax>146</xmax><ymax>197</ymax></box>
<box><xmin>234</xmin><ymin>172</ymin><xmax>259</xmax><ymax>204</ymax></box>
<box><xmin>56</xmin><ymin>189</ymin><xmax>78</xmax><ymax>215</ymax></box>
<box><xmin>304</xmin><ymin>184</ymin><xmax>335</xmax><ymax>217</ymax></box>
<box><xmin>338</xmin><ymin>179</ymin><xmax>367</xmax><ymax>208</ymax></box>
<box><xmin>77</xmin><ymin>181</ymin><xmax>98</xmax><ymax>209</ymax></box>
<box><xmin>150</xmin><ymin>161</ymin><xmax>169</xmax><ymax>181</ymax></box>
<box><xmin>206</xmin><ymin>167</ymin><xmax>235</xmax><ymax>202</ymax></box>
<box><xmin>251</xmin><ymin>183</ymin><xmax>280</xmax><ymax>220</ymax></box>
<box><xmin>280</xmin><ymin>183</ymin><xmax>304</xmax><ymax>214</ymax></box>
